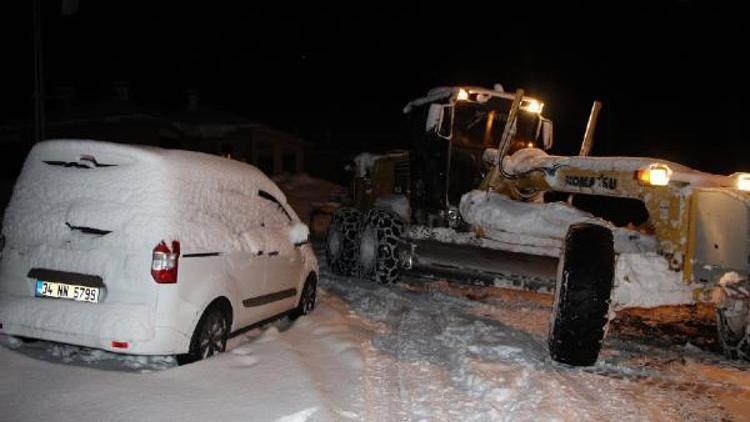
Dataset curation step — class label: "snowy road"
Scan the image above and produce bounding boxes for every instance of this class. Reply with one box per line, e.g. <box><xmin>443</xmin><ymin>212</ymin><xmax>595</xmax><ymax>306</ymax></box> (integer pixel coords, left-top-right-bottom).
<box><xmin>2</xmin><ymin>261</ymin><xmax>750</xmax><ymax>421</ymax></box>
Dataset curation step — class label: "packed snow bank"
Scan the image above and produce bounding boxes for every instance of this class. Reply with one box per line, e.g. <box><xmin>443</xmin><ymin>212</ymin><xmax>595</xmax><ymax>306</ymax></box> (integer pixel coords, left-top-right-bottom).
<box><xmin>0</xmin><ymin>296</ymin><xmax>154</xmax><ymax>340</ymax></box>
<box><xmin>612</xmin><ymin>253</ymin><xmax>695</xmax><ymax>309</ymax></box>
<box><xmin>273</xmin><ymin>172</ymin><xmax>343</xmax><ymax>225</ymax></box>
<box><xmin>0</xmin><ymin>336</ymin><xmax>175</xmax><ymax>372</ymax></box>
<box><xmin>0</xmin><ymin>288</ymin><xmax>370</xmax><ymax>422</ymax></box>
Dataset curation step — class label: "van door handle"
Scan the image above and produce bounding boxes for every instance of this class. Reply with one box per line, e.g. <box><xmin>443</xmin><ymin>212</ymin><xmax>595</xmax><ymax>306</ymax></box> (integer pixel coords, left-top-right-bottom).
<box><xmin>256</xmin><ymin>251</ymin><xmax>264</xmax><ymax>256</ymax></box>
<box><xmin>268</xmin><ymin>251</ymin><xmax>279</xmax><ymax>256</ymax></box>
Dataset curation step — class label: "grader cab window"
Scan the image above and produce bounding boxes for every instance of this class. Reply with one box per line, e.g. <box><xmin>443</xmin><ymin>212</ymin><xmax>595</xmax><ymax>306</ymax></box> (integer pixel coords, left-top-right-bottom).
<box><xmin>452</xmin><ymin>102</ymin><xmax>541</xmax><ymax>149</ymax></box>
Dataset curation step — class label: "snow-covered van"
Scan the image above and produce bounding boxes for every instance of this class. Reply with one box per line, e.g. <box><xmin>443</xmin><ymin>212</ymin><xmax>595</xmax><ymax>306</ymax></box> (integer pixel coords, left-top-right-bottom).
<box><xmin>0</xmin><ymin>140</ymin><xmax>318</xmax><ymax>363</ymax></box>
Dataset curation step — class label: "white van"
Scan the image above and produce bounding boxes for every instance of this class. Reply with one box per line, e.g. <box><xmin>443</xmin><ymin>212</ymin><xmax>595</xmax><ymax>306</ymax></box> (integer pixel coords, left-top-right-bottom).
<box><xmin>0</xmin><ymin>140</ymin><xmax>318</xmax><ymax>363</ymax></box>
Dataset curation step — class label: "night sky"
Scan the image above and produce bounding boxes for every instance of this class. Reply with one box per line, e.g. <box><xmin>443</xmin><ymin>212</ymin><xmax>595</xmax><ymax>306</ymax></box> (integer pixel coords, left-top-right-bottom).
<box><xmin>2</xmin><ymin>1</ymin><xmax>747</xmax><ymax>177</ymax></box>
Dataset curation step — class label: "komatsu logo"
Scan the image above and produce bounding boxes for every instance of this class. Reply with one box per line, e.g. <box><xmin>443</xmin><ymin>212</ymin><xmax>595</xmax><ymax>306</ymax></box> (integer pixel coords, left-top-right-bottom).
<box><xmin>564</xmin><ymin>174</ymin><xmax>618</xmax><ymax>190</ymax></box>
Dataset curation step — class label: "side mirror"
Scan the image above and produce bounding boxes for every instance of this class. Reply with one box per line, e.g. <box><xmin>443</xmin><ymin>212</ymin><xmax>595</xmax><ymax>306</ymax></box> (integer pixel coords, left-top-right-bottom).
<box><xmin>541</xmin><ymin>118</ymin><xmax>554</xmax><ymax>150</ymax></box>
<box><xmin>289</xmin><ymin>222</ymin><xmax>310</xmax><ymax>247</ymax></box>
<box><xmin>427</xmin><ymin>104</ymin><xmax>454</xmax><ymax>140</ymax></box>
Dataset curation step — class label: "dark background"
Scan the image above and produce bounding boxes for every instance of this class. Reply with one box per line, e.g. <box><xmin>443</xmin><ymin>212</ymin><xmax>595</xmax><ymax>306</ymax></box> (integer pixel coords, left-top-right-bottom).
<box><xmin>1</xmin><ymin>1</ymin><xmax>747</xmax><ymax>182</ymax></box>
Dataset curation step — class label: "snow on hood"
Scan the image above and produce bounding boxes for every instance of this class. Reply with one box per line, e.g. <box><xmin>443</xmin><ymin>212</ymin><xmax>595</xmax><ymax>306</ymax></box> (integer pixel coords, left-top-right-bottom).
<box><xmin>460</xmin><ymin>190</ymin><xmax>657</xmax><ymax>255</ymax></box>
<box><xmin>460</xmin><ymin>190</ymin><xmax>689</xmax><ymax>309</ymax></box>
<box><xmin>460</xmin><ymin>190</ymin><xmax>605</xmax><ymax>241</ymax></box>
<box><xmin>499</xmin><ymin>147</ymin><xmax>733</xmax><ymax>189</ymax></box>
<box><xmin>501</xmin><ymin>148</ymin><xmax>694</xmax><ymax>175</ymax></box>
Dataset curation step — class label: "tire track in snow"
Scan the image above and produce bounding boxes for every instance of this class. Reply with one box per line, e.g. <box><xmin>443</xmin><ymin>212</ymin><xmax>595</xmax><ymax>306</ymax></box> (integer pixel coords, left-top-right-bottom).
<box><xmin>319</xmin><ymin>265</ymin><xmax>740</xmax><ymax>421</ymax></box>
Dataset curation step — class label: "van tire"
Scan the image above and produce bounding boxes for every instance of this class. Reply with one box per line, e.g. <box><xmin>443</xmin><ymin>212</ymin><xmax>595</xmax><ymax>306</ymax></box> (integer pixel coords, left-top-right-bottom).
<box><xmin>548</xmin><ymin>223</ymin><xmax>615</xmax><ymax>366</ymax></box>
<box><xmin>326</xmin><ymin>207</ymin><xmax>363</xmax><ymax>276</ymax></box>
<box><xmin>289</xmin><ymin>274</ymin><xmax>317</xmax><ymax>320</ymax></box>
<box><xmin>358</xmin><ymin>208</ymin><xmax>405</xmax><ymax>283</ymax></box>
<box><xmin>177</xmin><ymin>304</ymin><xmax>229</xmax><ymax>365</ymax></box>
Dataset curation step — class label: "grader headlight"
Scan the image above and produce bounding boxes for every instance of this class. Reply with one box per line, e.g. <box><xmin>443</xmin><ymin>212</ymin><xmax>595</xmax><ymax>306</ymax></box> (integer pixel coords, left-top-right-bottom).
<box><xmin>637</xmin><ymin>164</ymin><xmax>672</xmax><ymax>187</ymax></box>
<box><xmin>735</xmin><ymin>173</ymin><xmax>750</xmax><ymax>191</ymax></box>
<box><xmin>456</xmin><ymin>89</ymin><xmax>469</xmax><ymax>101</ymax></box>
<box><xmin>521</xmin><ymin>99</ymin><xmax>544</xmax><ymax>114</ymax></box>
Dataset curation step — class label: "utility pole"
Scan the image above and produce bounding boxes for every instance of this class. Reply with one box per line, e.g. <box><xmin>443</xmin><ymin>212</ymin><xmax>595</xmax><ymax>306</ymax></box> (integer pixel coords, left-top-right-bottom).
<box><xmin>32</xmin><ymin>0</ymin><xmax>46</xmax><ymax>143</ymax></box>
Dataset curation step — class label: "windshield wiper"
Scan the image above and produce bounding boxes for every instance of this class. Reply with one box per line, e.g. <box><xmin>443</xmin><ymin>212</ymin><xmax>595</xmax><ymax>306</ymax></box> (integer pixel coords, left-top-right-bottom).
<box><xmin>66</xmin><ymin>222</ymin><xmax>111</xmax><ymax>236</ymax></box>
<box><xmin>44</xmin><ymin>155</ymin><xmax>117</xmax><ymax>169</ymax></box>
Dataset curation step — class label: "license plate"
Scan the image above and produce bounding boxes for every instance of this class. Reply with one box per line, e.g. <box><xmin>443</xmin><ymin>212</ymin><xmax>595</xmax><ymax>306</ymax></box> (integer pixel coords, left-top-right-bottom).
<box><xmin>35</xmin><ymin>280</ymin><xmax>99</xmax><ymax>303</ymax></box>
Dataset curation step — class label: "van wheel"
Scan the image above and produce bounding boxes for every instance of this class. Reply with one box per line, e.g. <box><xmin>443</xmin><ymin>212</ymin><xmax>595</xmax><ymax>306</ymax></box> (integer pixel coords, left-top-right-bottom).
<box><xmin>359</xmin><ymin>208</ymin><xmax>405</xmax><ymax>283</ymax></box>
<box><xmin>289</xmin><ymin>274</ymin><xmax>317</xmax><ymax>320</ymax></box>
<box><xmin>548</xmin><ymin>223</ymin><xmax>615</xmax><ymax>366</ymax></box>
<box><xmin>326</xmin><ymin>207</ymin><xmax>362</xmax><ymax>276</ymax></box>
<box><xmin>177</xmin><ymin>305</ymin><xmax>229</xmax><ymax>365</ymax></box>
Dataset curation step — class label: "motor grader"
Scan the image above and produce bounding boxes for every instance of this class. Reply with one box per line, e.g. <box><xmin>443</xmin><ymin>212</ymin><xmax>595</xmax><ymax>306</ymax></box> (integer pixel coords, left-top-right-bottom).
<box><xmin>325</xmin><ymin>85</ymin><xmax>750</xmax><ymax>366</ymax></box>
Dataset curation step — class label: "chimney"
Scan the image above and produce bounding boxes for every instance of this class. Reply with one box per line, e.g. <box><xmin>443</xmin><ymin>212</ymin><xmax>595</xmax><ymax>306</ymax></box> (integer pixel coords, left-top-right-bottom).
<box><xmin>114</xmin><ymin>81</ymin><xmax>130</xmax><ymax>102</ymax></box>
<box><xmin>56</xmin><ymin>85</ymin><xmax>75</xmax><ymax>110</ymax></box>
<box><xmin>186</xmin><ymin>88</ymin><xmax>200</xmax><ymax>111</ymax></box>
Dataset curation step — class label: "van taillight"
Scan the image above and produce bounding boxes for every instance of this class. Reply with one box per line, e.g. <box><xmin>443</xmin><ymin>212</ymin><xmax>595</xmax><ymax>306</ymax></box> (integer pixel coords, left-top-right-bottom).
<box><xmin>151</xmin><ymin>240</ymin><xmax>180</xmax><ymax>284</ymax></box>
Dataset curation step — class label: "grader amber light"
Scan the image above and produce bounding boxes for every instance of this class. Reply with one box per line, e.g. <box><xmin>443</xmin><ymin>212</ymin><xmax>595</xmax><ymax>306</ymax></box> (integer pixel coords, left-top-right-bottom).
<box><xmin>735</xmin><ymin>173</ymin><xmax>750</xmax><ymax>191</ymax></box>
<box><xmin>637</xmin><ymin>164</ymin><xmax>672</xmax><ymax>186</ymax></box>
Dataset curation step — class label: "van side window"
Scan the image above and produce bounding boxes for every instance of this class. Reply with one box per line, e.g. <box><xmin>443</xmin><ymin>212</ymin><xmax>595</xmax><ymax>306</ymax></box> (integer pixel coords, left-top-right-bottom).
<box><xmin>209</xmin><ymin>189</ymin><xmax>263</xmax><ymax>232</ymax></box>
<box><xmin>258</xmin><ymin>190</ymin><xmax>292</xmax><ymax>227</ymax></box>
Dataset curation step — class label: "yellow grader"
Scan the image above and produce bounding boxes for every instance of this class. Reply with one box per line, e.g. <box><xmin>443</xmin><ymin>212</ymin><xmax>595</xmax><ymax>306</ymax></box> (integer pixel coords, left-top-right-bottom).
<box><xmin>325</xmin><ymin>85</ymin><xmax>750</xmax><ymax>366</ymax></box>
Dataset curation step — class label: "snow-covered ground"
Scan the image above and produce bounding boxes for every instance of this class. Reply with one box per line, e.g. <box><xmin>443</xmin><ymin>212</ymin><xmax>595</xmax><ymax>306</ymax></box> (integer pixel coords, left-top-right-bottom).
<box><xmin>2</xmin><ymin>249</ymin><xmax>749</xmax><ymax>421</ymax></box>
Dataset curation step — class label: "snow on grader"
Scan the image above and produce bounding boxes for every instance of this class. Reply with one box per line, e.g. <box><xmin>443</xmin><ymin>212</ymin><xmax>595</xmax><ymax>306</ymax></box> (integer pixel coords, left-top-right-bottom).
<box><xmin>324</xmin><ymin>85</ymin><xmax>750</xmax><ymax>366</ymax></box>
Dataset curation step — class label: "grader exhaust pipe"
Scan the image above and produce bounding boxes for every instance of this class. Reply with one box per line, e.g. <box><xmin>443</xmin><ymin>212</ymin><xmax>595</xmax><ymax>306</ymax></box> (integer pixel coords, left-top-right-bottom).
<box><xmin>567</xmin><ymin>100</ymin><xmax>603</xmax><ymax>204</ymax></box>
<box><xmin>579</xmin><ymin>101</ymin><xmax>603</xmax><ymax>157</ymax></box>
<box><xmin>483</xmin><ymin>89</ymin><xmax>524</xmax><ymax>191</ymax></box>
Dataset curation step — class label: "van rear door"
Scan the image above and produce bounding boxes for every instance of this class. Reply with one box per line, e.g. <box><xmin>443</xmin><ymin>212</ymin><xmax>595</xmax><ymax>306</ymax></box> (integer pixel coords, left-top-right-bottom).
<box><xmin>2</xmin><ymin>141</ymin><xmax>172</xmax><ymax>306</ymax></box>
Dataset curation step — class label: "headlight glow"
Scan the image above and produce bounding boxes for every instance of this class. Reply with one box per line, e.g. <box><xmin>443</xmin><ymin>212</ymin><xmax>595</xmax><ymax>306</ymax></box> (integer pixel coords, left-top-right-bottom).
<box><xmin>521</xmin><ymin>100</ymin><xmax>544</xmax><ymax>114</ymax></box>
<box><xmin>736</xmin><ymin>173</ymin><xmax>750</xmax><ymax>191</ymax></box>
<box><xmin>637</xmin><ymin>164</ymin><xmax>672</xmax><ymax>186</ymax></box>
<box><xmin>457</xmin><ymin>89</ymin><xmax>469</xmax><ymax>101</ymax></box>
